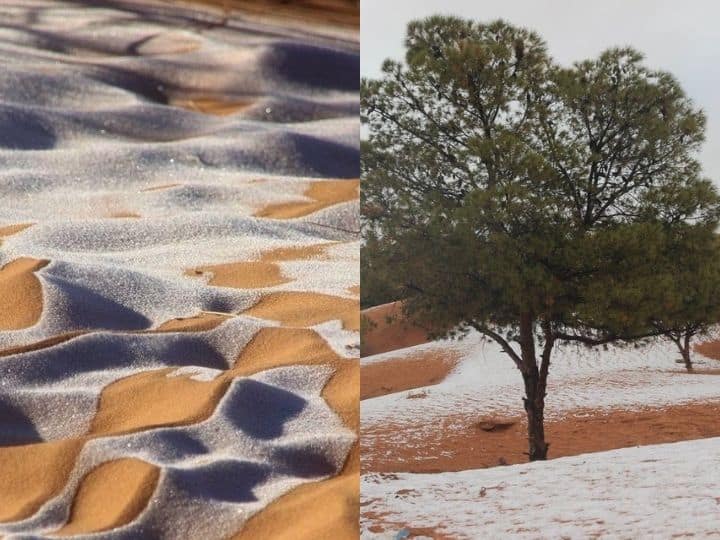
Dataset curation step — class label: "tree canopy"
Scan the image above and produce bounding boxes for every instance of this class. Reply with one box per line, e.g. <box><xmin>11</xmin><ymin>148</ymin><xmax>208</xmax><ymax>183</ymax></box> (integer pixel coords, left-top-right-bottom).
<box><xmin>361</xmin><ymin>16</ymin><xmax>720</xmax><ymax>459</ymax></box>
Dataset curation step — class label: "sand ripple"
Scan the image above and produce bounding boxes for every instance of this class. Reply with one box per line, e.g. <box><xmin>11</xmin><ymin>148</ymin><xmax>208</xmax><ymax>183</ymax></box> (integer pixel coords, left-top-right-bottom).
<box><xmin>0</xmin><ymin>1</ymin><xmax>358</xmax><ymax>537</ymax></box>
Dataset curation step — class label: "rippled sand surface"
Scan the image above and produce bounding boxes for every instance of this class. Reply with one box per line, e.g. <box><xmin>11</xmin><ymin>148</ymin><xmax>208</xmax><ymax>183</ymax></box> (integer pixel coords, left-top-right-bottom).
<box><xmin>0</xmin><ymin>1</ymin><xmax>358</xmax><ymax>537</ymax></box>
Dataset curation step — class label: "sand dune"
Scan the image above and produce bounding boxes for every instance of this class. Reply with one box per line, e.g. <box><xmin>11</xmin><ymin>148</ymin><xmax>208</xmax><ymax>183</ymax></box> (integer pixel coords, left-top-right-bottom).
<box><xmin>0</xmin><ymin>0</ymin><xmax>358</xmax><ymax>537</ymax></box>
<box><xmin>364</xmin><ymin>399</ymin><xmax>720</xmax><ymax>473</ymax></box>
<box><xmin>361</xmin><ymin>301</ymin><xmax>432</xmax><ymax>357</ymax></box>
<box><xmin>155</xmin><ymin>311</ymin><xmax>232</xmax><ymax>332</ymax></box>
<box><xmin>361</xmin><ymin>349</ymin><xmax>461</xmax><ymax>400</ymax></box>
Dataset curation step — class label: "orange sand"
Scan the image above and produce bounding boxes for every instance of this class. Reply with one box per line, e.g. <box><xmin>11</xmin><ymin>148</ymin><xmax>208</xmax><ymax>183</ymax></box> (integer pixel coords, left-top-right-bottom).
<box><xmin>0</xmin><ymin>331</ymin><xmax>85</xmax><ymax>358</ymax></box>
<box><xmin>361</xmin><ymin>302</ymin><xmax>431</xmax><ymax>357</ymax></box>
<box><xmin>171</xmin><ymin>97</ymin><xmax>255</xmax><ymax>115</ymax></box>
<box><xmin>0</xmin><ymin>258</ymin><xmax>49</xmax><ymax>330</ymax></box>
<box><xmin>361</xmin><ymin>349</ymin><xmax>461</xmax><ymax>400</ymax></box>
<box><xmin>140</xmin><ymin>183</ymin><xmax>180</xmax><ymax>192</ymax></box>
<box><xmin>188</xmin><ymin>243</ymin><xmax>333</xmax><ymax>289</ymax></box>
<box><xmin>0</xmin><ymin>326</ymin><xmax>358</xmax><ymax>533</ymax></box>
<box><xmin>89</xmin><ymin>368</ymin><xmax>230</xmax><ymax>436</ymax></box>
<box><xmin>54</xmin><ymin>459</ymin><xmax>160</xmax><ymax>536</ymax></box>
<box><xmin>0</xmin><ymin>261</ymin><xmax>358</xmax><ymax>531</ymax></box>
<box><xmin>694</xmin><ymin>339</ymin><xmax>720</xmax><ymax>360</ymax></box>
<box><xmin>255</xmin><ymin>180</ymin><xmax>359</xmax><ymax>219</ymax></box>
<box><xmin>0</xmin><ymin>223</ymin><xmax>33</xmax><ymax>239</ymax></box>
<box><xmin>191</xmin><ymin>261</ymin><xmax>290</xmax><ymax>289</ymax></box>
<box><xmin>154</xmin><ymin>311</ymin><xmax>232</xmax><ymax>332</ymax></box>
<box><xmin>244</xmin><ymin>291</ymin><xmax>359</xmax><ymax>330</ymax></box>
<box><xmin>362</xmin><ymin>401</ymin><xmax>720</xmax><ymax>474</ymax></box>
<box><xmin>0</xmin><ymin>438</ymin><xmax>85</xmax><ymax>522</ymax></box>
<box><xmin>0</xmin><ymin>313</ymin><xmax>231</xmax><ymax>358</ymax></box>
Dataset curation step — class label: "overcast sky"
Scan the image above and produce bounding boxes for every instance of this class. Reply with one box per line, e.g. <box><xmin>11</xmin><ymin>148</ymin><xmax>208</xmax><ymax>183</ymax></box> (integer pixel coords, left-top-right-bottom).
<box><xmin>361</xmin><ymin>0</ymin><xmax>720</xmax><ymax>182</ymax></box>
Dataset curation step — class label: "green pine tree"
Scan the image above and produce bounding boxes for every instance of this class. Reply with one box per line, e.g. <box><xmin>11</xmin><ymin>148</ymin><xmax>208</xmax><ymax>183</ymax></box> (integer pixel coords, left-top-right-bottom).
<box><xmin>361</xmin><ymin>16</ymin><xmax>720</xmax><ymax>461</ymax></box>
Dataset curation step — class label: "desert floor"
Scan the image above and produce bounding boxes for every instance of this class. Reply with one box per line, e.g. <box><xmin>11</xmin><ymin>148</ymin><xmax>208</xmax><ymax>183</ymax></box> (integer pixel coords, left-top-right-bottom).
<box><xmin>360</xmin><ymin>302</ymin><xmax>720</xmax><ymax>538</ymax></box>
<box><xmin>0</xmin><ymin>1</ymin><xmax>359</xmax><ymax>538</ymax></box>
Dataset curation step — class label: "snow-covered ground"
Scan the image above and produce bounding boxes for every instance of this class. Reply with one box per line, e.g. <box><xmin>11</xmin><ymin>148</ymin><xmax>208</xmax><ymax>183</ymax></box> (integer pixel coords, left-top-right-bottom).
<box><xmin>362</xmin><ymin>436</ymin><xmax>720</xmax><ymax>539</ymax></box>
<box><xmin>363</xmin><ymin>330</ymin><xmax>720</xmax><ymax>431</ymax></box>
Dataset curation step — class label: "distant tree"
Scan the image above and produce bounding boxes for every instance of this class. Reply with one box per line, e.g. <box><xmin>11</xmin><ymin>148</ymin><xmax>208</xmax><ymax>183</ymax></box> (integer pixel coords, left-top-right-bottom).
<box><xmin>361</xmin><ymin>16</ymin><xmax>720</xmax><ymax>460</ymax></box>
<box><xmin>648</xmin><ymin>226</ymin><xmax>720</xmax><ymax>371</ymax></box>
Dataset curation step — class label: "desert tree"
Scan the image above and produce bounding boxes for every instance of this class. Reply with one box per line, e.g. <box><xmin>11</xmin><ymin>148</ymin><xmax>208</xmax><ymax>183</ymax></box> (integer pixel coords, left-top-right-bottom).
<box><xmin>361</xmin><ymin>16</ymin><xmax>720</xmax><ymax>460</ymax></box>
<box><xmin>646</xmin><ymin>225</ymin><xmax>720</xmax><ymax>371</ymax></box>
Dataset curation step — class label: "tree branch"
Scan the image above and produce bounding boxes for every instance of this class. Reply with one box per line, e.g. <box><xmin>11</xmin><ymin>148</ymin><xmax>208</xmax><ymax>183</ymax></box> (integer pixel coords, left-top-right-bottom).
<box><xmin>470</xmin><ymin>321</ymin><xmax>524</xmax><ymax>372</ymax></box>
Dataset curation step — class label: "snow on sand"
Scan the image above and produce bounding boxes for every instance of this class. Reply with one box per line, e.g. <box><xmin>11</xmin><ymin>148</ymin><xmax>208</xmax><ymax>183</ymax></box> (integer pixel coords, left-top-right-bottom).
<box><xmin>362</xmin><ymin>436</ymin><xmax>720</xmax><ymax>539</ymax></box>
<box><xmin>0</xmin><ymin>1</ymin><xmax>358</xmax><ymax>538</ymax></box>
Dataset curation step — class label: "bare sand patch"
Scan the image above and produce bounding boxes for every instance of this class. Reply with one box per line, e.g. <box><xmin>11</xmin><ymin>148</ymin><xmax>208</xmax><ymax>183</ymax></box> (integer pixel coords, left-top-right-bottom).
<box><xmin>230</xmin><ymin>327</ymin><xmax>357</xmax><ymax>431</ymax></box>
<box><xmin>363</xmin><ymin>521</ymin><xmax>453</xmax><ymax>540</ymax></box>
<box><xmin>187</xmin><ymin>243</ymin><xmax>333</xmax><ymax>289</ymax></box>
<box><xmin>89</xmin><ymin>368</ymin><xmax>230</xmax><ymax>436</ymax></box>
<box><xmin>262</xmin><ymin>243</ymin><xmax>332</xmax><ymax>261</ymax></box>
<box><xmin>234</xmin><ymin>452</ymin><xmax>359</xmax><ymax>540</ymax></box>
<box><xmin>171</xmin><ymin>97</ymin><xmax>255</xmax><ymax>115</ymax></box>
<box><xmin>0</xmin><ymin>258</ymin><xmax>49</xmax><ymax>330</ymax></box>
<box><xmin>54</xmin><ymin>458</ymin><xmax>159</xmax><ymax>536</ymax></box>
<box><xmin>140</xmin><ymin>183</ymin><xmax>181</xmax><ymax>192</ymax></box>
<box><xmin>361</xmin><ymin>302</ymin><xmax>431</xmax><ymax>357</ymax></box>
<box><xmin>189</xmin><ymin>261</ymin><xmax>290</xmax><ymax>289</ymax></box>
<box><xmin>233</xmin><ymin>327</ymin><xmax>339</xmax><ymax>370</ymax></box>
<box><xmin>255</xmin><ymin>180</ymin><xmax>359</xmax><ymax>219</ymax></box>
<box><xmin>0</xmin><ymin>438</ymin><xmax>85</xmax><ymax>522</ymax></box>
<box><xmin>694</xmin><ymin>339</ymin><xmax>720</xmax><ymax>361</ymax></box>
<box><xmin>154</xmin><ymin>311</ymin><xmax>232</xmax><ymax>332</ymax></box>
<box><xmin>361</xmin><ymin>350</ymin><xmax>461</xmax><ymax>400</ymax></box>
<box><xmin>362</xmin><ymin>401</ymin><xmax>720</xmax><ymax>474</ymax></box>
<box><xmin>0</xmin><ymin>223</ymin><xmax>33</xmax><ymax>239</ymax></box>
<box><xmin>244</xmin><ymin>291</ymin><xmax>359</xmax><ymax>330</ymax></box>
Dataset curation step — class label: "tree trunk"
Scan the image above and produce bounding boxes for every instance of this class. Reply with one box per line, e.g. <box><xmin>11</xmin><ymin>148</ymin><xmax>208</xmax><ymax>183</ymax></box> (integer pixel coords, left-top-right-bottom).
<box><xmin>522</xmin><ymin>370</ymin><xmax>548</xmax><ymax>461</ymax></box>
<box><xmin>518</xmin><ymin>312</ymin><xmax>549</xmax><ymax>461</ymax></box>
<box><xmin>681</xmin><ymin>333</ymin><xmax>693</xmax><ymax>372</ymax></box>
<box><xmin>673</xmin><ymin>333</ymin><xmax>693</xmax><ymax>371</ymax></box>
